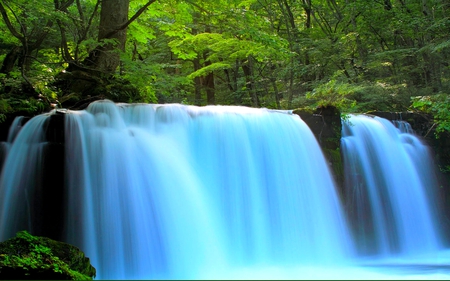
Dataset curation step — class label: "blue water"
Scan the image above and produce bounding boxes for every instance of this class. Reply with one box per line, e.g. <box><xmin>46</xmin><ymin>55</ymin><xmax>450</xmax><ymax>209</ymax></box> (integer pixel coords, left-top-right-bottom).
<box><xmin>341</xmin><ymin>114</ymin><xmax>442</xmax><ymax>257</ymax></box>
<box><xmin>63</xmin><ymin>101</ymin><xmax>353</xmax><ymax>279</ymax></box>
<box><xmin>0</xmin><ymin>102</ymin><xmax>448</xmax><ymax>279</ymax></box>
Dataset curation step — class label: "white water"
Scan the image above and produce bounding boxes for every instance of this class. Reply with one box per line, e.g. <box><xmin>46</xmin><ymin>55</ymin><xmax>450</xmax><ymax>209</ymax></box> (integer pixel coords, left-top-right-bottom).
<box><xmin>0</xmin><ymin>103</ymin><xmax>448</xmax><ymax>280</ymax></box>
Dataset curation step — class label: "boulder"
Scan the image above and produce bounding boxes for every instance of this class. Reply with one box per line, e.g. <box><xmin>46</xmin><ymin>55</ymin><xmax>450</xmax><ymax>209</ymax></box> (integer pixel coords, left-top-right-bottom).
<box><xmin>0</xmin><ymin>231</ymin><xmax>95</xmax><ymax>280</ymax></box>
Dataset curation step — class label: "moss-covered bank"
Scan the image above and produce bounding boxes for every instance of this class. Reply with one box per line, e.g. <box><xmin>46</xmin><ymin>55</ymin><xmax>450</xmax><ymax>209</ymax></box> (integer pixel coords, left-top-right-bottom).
<box><xmin>0</xmin><ymin>231</ymin><xmax>95</xmax><ymax>280</ymax></box>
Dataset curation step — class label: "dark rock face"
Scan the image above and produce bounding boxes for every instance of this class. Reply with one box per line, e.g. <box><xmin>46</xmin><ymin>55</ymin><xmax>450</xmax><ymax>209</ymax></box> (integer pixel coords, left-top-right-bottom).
<box><xmin>368</xmin><ymin>111</ymin><xmax>434</xmax><ymax>137</ymax></box>
<box><xmin>38</xmin><ymin>142</ymin><xmax>65</xmax><ymax>240</ymax></box>
<box><xmin>36</xmin><ymin>114</ymin><xmax>66</xmax><ymax>241</ymax></box>
<box><xmin>45</xmin><ymin>113</ymin><xmax>66</xmax><ymax>144</ymax></box>
<box><xmin>0</xmin><ymin>231</ymin><xmax>96</xmax><ymax>280</ymax></box>
<box><xmin>293</xmin><ymin>106</ymin><xmax>341</xmax><ymax>149</ymax></box>
<box><xmin>293</xmin><ymin>106</ymin><xmax>344</xmax><ymax>197</ymax></box>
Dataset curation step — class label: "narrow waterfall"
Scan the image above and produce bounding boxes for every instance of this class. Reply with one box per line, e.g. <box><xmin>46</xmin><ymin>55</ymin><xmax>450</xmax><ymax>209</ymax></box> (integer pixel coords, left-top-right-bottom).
<box><xmin>341</xmin><ymin>114</ymin><xmax>442</xmax><ymax>256</ymax></box>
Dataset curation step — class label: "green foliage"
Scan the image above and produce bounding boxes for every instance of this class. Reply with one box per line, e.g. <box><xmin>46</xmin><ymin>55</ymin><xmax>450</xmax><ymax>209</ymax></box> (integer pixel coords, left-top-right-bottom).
<box><xmin>306</xmin><ymin>75</ymin><xmax>360</xmax><ymax>112</ymax></box>
<box><xmin>0</xmin><ymin>0</ymin><xmax>449</xmax><ymax>110</ymax></box>
<box><xmin>432</xmin><ymin>40</ymin><xmax>450</xmax><ymax>53</ymax></box>
<box><xmin>324</xmin><ymin>147</ymin><xmax>344</xmax><ymax>183</ymax></box>
<box><xmin>188</xmin><ymin>62</ymin><xmax>231</xmax><ymax>79</ymax></box>
<box><xmin>169</xmin><ymin>33</ymin><xmax>223</xmax><ymax>60</ymax></box>
<box><xmin>120</xmin><ymin>48</ymin><xmax>193</xmax><ymax>104</ymax></box>
<box><xmin>0</xmin><ymin>97</ymin><xmax>11</xmax><ymax>122</ymax></box>
<box><xmin>350</xmin><ymin>82</ymin><xmax>411</xmax><ymax>112</ymax></box>
<box><xmin>411</xmin><ymin>94</ymin><xmax>450</xmax><ymax>135</ymax></box>
<box><xmin>168</xmin><ymin>20</ymin><xmax>290</xmax><ymax>68</ymax></box>
<box><xmin>128</xmin><ymin>23</ymin><xmax>156</xmax><ymax>44</ymax></box>
<box><xmin>0</xmin><ymin>91</ymin><xmax>47</xmax><ymax>119</ymax></box>
<box><xmin>0</xmin><ymin>231</ymin><xmax>95</xmax><ymax>280</ymax></box>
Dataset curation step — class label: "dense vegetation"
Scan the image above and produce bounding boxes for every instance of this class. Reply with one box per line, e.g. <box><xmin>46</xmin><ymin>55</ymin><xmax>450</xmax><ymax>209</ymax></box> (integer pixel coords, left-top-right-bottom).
<box><xmin>0</xmin><ymin>0</ymin><xmax>449</xmax><ymax>133</ymax></box>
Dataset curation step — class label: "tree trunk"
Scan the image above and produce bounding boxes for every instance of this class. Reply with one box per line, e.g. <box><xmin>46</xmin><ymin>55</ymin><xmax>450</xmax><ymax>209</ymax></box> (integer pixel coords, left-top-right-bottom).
<box><xmin>0</xmin><ymin>46</ymin><xmax>22</xmax><ymax>75</ymax></box>
<box><xmin>271</xmin><ymin>78</ymin><xmax>281</xmax><ymax>109</ymax></box>
<box><xmin>193</xmin><ymin>57</ymin><xmax>202</xmax><ymax>105</ymax></box>
<box><xmin>242</xmin><ymin>56</ymin><xmax>259</xmax><ymax>107</ymax></box>
<box><xmin>84</xmin><ymin>0</ymin><xmax>129</xmax><ymax>73</ymax></box>
<box><xmin>203</xmin><ymin>59</ymin><xmax>215</xmax><ymax>105</ymax></box>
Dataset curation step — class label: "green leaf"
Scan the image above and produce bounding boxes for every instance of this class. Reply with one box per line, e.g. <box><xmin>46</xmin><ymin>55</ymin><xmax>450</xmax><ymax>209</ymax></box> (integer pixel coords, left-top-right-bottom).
<box><xmin>187</xmin><ymin>62</ymin><xmax>231</xmax><ymax>79</ymax></box>
<box><xmin>432</xmin><ymin>40</ymin><xmax>450</xmax><ymax>52</ymax></box>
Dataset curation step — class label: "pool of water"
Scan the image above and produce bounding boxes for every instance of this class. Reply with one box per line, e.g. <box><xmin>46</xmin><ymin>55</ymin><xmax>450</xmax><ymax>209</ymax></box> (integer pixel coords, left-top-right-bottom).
<box><xmin>197</xmin><ymin>249</ymin><xmax>450</xmax><ymax>280</ymax></box>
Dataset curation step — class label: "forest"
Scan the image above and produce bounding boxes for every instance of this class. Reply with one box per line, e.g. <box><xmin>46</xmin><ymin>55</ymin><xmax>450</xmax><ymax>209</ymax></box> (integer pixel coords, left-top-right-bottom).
<box><xmin>0</xmin><ymin>0</ymin><xmax>449</xmax><ymax>134</ymax></box>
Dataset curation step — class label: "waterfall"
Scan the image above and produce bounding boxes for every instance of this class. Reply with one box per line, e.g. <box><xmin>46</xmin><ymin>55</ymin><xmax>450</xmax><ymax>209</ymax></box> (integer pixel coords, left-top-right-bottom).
<box><xmin>0</xmin><ymin>101</ymin><xmax>353</xmax><ymax>279</ymax></box>
<box><xmin>0</xmin><ymin>102</ymin><xmax>448</xmax><ymax>279</ymax></box>
<box><xmin>341</xmin><ymin>114</ymin><xmax>442</xmax><ymax>256</ymax></box>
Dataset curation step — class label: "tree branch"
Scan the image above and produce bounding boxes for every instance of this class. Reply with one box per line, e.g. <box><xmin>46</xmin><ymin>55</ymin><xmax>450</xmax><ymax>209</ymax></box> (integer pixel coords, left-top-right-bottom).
<box><xmin>85</xmin><ymin>0</ymin><xmax>100</xmax><ymax>36</ymax></box>
<box><xmin>104</xmin><ymin>0</ymin><xmax>157</xmax><ymax>39</ymax></box>
<box><xmin>0</xmin><ymin>3</ymin><xmax>24</xmax><ymax>41</ymax></box>
<box><xmin>54</xmin><ymin>0</ymin><xmax>76</xmax><ymax>62</ymax></box>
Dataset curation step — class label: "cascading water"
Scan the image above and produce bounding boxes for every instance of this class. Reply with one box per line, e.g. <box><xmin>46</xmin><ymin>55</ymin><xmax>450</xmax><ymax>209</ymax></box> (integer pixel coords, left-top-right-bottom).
<box><xmin>2</xmin><ymin>101</ymin><xmax>352</xmax><ymax>279</ymax></box>
<box><xmin>1</xmin><ymin>102</ymin><xmax>449</xmax><ymax>279</ymax></box>
<box><xmin>0</xmin><ymin>100</ymin><xmax>353</xmax><ymax>279</ymax></box>
<box><xmin>393</xmin><ymin>120</ymin><xmax>414</xmax><ymax>134</ymax></box>
<box><xmin>341</xmin><ymin>114</ymin><xmax>442</xmax><ymax>257</ymax></box>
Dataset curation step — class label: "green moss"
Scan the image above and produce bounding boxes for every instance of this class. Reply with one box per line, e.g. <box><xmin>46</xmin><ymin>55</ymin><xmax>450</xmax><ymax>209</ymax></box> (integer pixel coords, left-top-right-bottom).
<box><xmin>325</xmin><ymin>148</ymin><xmax>344</xmax><ymax>179</ymax></box>
<box><xmin>292</xmin><ymin>107</ymin><xmax>314</xmax><ymax>115</ymax></box>
<box><xmin>0</xmin><ymin>231</ymin><xmax>95</xmax><ymax>280</ymax></box>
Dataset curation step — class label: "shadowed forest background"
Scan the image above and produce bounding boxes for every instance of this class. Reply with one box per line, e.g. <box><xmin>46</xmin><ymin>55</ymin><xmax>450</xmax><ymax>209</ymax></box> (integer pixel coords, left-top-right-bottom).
<box><xmin>0</xmin><ymin>0</ymin><xmax>449</xmax><ymax>137</ymax></box>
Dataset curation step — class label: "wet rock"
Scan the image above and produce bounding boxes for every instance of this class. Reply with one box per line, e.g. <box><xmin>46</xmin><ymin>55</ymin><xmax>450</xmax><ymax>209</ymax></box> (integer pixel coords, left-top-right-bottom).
<box><xmin>293</xmin><ymin>106</ymin><xmax>344</xmax><ymax>196</ymax></box>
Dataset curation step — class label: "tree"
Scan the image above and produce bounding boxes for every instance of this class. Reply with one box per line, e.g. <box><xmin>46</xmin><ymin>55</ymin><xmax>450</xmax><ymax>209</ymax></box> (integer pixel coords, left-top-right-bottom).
<box><xmin>0</xmin><ymin>0</ymin><xmax>72</xmax><ymax>93</ymax></box>
<box><xmin>0</xmin><ymin>0</ymin><xmax>449</xmax><ymax>118</ymax></box>
<box><xmin>57</xmin><ymin>0</ymin><xmax>157</xmax><ymax>106</ymax></box>
<box><xmin>82</xmin><ymin>0</ymin><xmax>156</xmax><ymax>74</ymax></box>
<box><xmin>0</xmin><ymin>0</ymin><xmax>158</xmax><ymax>111</ymax></box>
<box><xmin>83</xmin><ymin>0</ymin><xmax>130</xmax><ymax>73</ymax></box>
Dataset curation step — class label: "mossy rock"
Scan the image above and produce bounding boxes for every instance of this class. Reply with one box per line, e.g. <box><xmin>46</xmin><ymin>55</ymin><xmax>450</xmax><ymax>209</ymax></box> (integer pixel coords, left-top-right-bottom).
<box><xmin>292</xmin><ymin>107</ymin><xmax>315</xmax><ymax>116</ymax></box>
<box><xmin>0</xmin><ymin>231</ymin><xmax>96</xmax><ymax>280</ymax></box>
<box><xmin>293</xmin><ymin>106</ymin><xmax>344</xmax><ymax>190</ymax></box>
